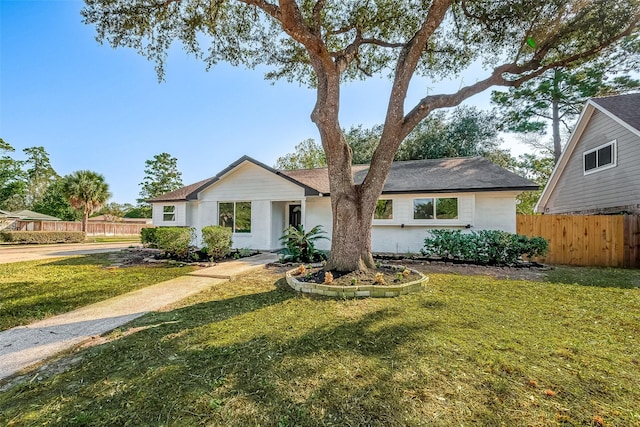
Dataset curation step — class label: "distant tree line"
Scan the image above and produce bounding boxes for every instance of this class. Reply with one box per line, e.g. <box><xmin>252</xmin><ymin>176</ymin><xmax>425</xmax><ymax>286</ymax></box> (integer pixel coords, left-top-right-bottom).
<box><xmin>1</xmin><ymin>139</ymin><xmax>183</xmax><ymax>226</ymax></box>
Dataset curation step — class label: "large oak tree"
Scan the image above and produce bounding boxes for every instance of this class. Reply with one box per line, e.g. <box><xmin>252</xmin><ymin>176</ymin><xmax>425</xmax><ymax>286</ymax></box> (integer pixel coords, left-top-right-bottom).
<box><xmin>83</xmin><ymin>0</ymin><xmax>639</xmax><ymax>271</ymax></box>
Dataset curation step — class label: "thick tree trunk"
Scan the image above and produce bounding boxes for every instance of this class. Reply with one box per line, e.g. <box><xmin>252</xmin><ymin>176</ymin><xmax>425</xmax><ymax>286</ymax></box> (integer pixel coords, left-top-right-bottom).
<box><xmin>327</xmin><ymin>187</ymin><xmax>376</xmax><ymax>271</ymax></box>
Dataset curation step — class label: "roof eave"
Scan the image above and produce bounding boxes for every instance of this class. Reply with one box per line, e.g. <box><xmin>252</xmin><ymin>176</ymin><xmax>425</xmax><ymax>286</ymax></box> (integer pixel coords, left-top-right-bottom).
<box><xmin>381</xmin><ymin>186</ymin><xmax>538</xmax><ymax>195</ymax></box>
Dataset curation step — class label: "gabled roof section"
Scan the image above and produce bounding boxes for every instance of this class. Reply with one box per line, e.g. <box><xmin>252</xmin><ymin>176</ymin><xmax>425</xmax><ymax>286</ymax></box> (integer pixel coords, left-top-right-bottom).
<box><xmin>148</xmin><ymin>155</ymin><xmax>321</xmax><ymax>202</ymax></box>
<box><xmin>591</xmin><ymin>92</ymin><xmax>640</xmax><ymax>135</ymax></box>
<box><xmin>535</xmin><ymin>93</ymin><xmax>640</xmax><ymax>213</ymax></box>
<box><xmin>283</xmin><ymin>157</ymin><xmax>537</xmax><ymax>194</ymax></box>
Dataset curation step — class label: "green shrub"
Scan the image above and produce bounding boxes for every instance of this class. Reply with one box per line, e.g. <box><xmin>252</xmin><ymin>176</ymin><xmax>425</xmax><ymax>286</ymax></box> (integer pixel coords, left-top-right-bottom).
<box><xmin>154</xmin><ymin>227</ymin><xmax>193</xmax><ymax>258</ymax></box>
<box><xmin>140</xmin><ymin>227</ymin><xmax>158</xmax><ymax>247</ymax></box>
<box><xmin>0</xmin><ymin>231</ymin><xmax>86</xmax><ymax>244</ymax></box>
<box><xmin>201</xmin><ymin>225</ymin><xmax>233</xmax><ymax>260</ymax></box>
<box><xmin>279</xmin><ymin>225</ymin><xmax>328</xmax><ymax>263</ymax></box>
<box><xmin>421</xmin><ymin>229</ymin><xmax>548</xmax><ymax>265</ymax></box>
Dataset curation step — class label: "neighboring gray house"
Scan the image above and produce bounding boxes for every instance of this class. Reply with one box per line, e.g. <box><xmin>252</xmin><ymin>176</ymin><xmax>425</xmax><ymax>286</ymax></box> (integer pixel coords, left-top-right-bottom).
<box><xmin>536</xmin><ymin>93</ymin><xmax>640</xmax><ymax>215</ymax></box>
<box><xmin>150</xmin><ymin>155</ymin><xmax>537</xmax><ymax>253</ymax></box>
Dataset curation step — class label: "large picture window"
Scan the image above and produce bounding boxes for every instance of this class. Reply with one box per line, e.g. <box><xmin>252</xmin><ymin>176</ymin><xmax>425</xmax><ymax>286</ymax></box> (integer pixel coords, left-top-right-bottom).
<box><xmin>413</xmin><ymin>197</ymin><xmax>458</xmax><ymax>220</ymax></box>
<box><xmin>374</xmin><ymin>199</ymin><xmax>393</xmax><ymax>220</ymax></box>
<box><xmin>162</xmin><ymin>205</ymin><xmax>176</xmax><ymax>222</ymax></box>
<box><xmin>584</xmin><ymin>140</ymin><xmax>616</xmax><ymax>174</ymax></box>
<box><xmin>219</xmin><ymin>201</ymin><xmax>251</xmax><ymax>233</ymax></box>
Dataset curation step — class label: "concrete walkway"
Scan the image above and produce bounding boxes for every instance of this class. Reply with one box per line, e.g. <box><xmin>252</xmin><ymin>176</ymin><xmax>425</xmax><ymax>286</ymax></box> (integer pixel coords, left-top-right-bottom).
<box><xmin>0</xmin><ymin>252</ymin><xmax>279</xmax><ymax>381</ymax></box>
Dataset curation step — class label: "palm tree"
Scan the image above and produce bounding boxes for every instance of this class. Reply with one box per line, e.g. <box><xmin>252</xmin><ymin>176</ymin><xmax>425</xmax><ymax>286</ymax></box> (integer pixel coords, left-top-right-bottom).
<box><xmin>62</xmin><ymin>170</ymin><xmax>111</xmax><ymax>233</ymax></box>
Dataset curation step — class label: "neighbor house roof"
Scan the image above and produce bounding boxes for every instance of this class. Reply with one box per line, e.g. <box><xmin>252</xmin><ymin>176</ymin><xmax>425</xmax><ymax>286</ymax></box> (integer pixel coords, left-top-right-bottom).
<box><xmin>535</xmin><ymin>92</ymin><xmax>640</xmax><ymax>213</ymax></box>
<box><xmin>10</xmin><ymin>209</ymin><xmax>61</xmax><ymax>221</ymax></box>
<box><xmin>0</xmin><ymin>209</ymin><xmax>20</xmax><ymax>218</ymax></box>
<box><xmin>151</xmin><ymin>155</ymin><xmax>537</xmax><ymax>203</ymax></box>
<box><xmin>590</xmin><ymin>92</ymin><xmax>640</xmax><ymax>134</ymax></box>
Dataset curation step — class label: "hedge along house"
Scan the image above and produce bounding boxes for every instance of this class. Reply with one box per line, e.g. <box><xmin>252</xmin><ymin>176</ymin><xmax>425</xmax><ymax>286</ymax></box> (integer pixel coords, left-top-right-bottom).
<box><xmin>149</xmin><ymin>155</ymin><xmax>537</xmax><ymax>254</ymax></box>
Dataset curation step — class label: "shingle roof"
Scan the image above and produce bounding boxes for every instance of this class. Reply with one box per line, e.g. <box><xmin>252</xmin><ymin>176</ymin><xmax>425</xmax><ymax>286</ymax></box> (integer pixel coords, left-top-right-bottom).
<box><xmin>591</xmin><ymin>92</ymin><xmax>640</xmax><ymax>133</ymax></box>
<box><xmin>151</xmin><ymin>156</ymin><xmax>537</xmax><ymax>202</ymax></box>
<box><xmin>281</xmin><ymin>165</ymin><xmax>369</xmax><ymax>194</ymax></box>
<box><xmin>10</xmin><ymin>209</ymin><xmax>61</xmax><ymax>221</ymax></box>
<box><xmin>147</xmin><ymin>176</ymin><xmax>217</xmax><ymax>202</ymax></box>
<box><xmin>283</xmin><ymin>157</ymin><xmax>537</xmax><ymax>194</ymax></box>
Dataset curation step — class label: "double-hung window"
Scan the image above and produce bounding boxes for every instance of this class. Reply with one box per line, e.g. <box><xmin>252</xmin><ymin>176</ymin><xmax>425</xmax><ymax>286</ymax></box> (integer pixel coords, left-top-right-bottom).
<box><xmin>219</xmin><ymin>202</ymin><xmax>251</xmax><ymax>233</ymax></box>
<box><xmin>162</xmin><ymin>205</ymin><xmax>176</xmax><ymax>222</ymax></box>
<box><xmin>584</xmin><ymin>140</ymin><xmax>616</xmax><ymax>174</ymax></box>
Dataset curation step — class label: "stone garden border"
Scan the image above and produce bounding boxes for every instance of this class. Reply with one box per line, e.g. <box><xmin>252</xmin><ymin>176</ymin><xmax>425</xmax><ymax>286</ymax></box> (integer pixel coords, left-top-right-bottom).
<box><xmin>285</xmin><ymin>266</ymin><xmax>429</xmax><ymax>298</ymax></box>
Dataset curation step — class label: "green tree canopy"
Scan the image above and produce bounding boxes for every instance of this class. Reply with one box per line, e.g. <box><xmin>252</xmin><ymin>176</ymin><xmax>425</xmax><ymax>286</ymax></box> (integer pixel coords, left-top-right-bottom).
<box><xmin>62</xmin><ymin>170</ymin><xmax>111</xmax><ymax>232</ymax></box>
<box><xmin>275</xmin><ymin>138</ymin><xmax>327</xmax><ymax>170</ymax></box>
<box><xmin>396</xmin><ymin>106</ymin><xmax>503</xmax><ymax>161</ymax></box>
<box><xmin>0</xmin><ymin>138</ymin><xmax>26</xmax><ymax>211</ymax></box>
<box><xmin>32</xmin><ymin>178</ymin><xmax>81</xmax><ymax>221</ymax></box>
<box><xmin>22</xmin><ymin>146</ymin><xmax>59</xmax><ymax>208</ymax></box>
<box><xmin>83</xmin><ymin>0</ymin><xmax>640</xmax><ymax>272</ymax></box>
<box><xmin>513</xmin><ymin>151</ymin><xmax>555</xmax><ymax>214</ymax></box>
<box><xmin>492</xmin><ymin>35</ymin><xmax>640</xmax><ymax>162</ymax></box>
<box><xmin>138</xmin><ymin>152</ymin><xmax>183</xmax><ymax>207</ymax></box>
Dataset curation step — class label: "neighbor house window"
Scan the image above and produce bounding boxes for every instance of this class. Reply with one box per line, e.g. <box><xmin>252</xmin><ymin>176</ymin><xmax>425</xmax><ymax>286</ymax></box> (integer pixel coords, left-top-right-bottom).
<box><xmin>374</xmin><ymin>199</ymin><xmax>393</xmax><ymax>220</ymax></box>
<box><xmin>163</xmin><ymin>205</ymin><xmax>176</xmax><ymax>222</ymax></box>
<box><xmin>413</xmin><ymin>198</ymin><xmax>458</xmax><ymax>220</ymax></box>
<box><xmin>584</xmin><ymin>140</ymin><xmax>616</xmax><ymax>174</ymax></box>
<box><xmin>218</xmin><ymin>201</ymin><xmax>251</xmax><ymax>233</ymax></box>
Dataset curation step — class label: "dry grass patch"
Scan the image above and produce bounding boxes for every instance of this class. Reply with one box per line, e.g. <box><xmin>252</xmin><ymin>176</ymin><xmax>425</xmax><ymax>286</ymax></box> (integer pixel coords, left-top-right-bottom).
<box><xmin>1</xmin><ymin>267</ymin><xmax>638</xmax><ymax>426</ymax></box>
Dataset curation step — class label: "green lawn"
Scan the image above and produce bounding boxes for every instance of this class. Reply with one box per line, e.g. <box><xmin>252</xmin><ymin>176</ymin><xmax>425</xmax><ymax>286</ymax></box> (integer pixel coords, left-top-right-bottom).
<box><xmin>1</xmin><ymin>266</ymin><xmax>638</xmax><ymax>426</ymax></box>
<box><xmin>0</xmin><ymin>254</ymin><xmax>196</xmax><ymax>331</ymax></box>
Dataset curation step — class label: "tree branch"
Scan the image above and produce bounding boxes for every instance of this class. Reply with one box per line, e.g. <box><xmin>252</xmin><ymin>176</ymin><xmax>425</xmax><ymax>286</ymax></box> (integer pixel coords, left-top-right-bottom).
<box><xmin>402</xmin><ymin>13</ymin><xmax>639</xmax><ymax>136</ymax></box>
<box><xmin>311</xmin><ymin>0</ymin><xmax>326</xmax><ymax>35</ymax></box>
<box><xmin>360</xmin><ymin>0</ymin><xmax>452</xmax><ymax>195</ymax></box>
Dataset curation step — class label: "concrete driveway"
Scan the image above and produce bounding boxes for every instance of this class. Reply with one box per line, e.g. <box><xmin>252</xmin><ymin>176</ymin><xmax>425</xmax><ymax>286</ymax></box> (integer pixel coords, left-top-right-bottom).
<box><xmin>0</xmin><ymin>242</ymin><xmax>138</xmax><ymax>264</ymax></box>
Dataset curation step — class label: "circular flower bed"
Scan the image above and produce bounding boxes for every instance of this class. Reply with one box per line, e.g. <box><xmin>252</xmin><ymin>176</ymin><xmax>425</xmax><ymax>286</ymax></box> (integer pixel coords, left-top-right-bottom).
<box><xmin>285</xmin><ymin>264</ymin><xmax>429</xmax><ymax>298</ymax></box>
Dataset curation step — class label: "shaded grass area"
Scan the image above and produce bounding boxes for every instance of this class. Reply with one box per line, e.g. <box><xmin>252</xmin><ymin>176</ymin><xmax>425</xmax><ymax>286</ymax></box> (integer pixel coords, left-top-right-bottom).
<box><xmin>0</xmin><ymin>254</ymin><xmax>196</xmax><ymax>331</ymax></box>
<box><xmin>1</xmin><ymin>268</ymin><xmax>638</xmax><ymax>426</ymax></box>
<box><xmin>546</xmin><ymin>265</ymin><xmax>640</xmax><ymax>289</ymax></box>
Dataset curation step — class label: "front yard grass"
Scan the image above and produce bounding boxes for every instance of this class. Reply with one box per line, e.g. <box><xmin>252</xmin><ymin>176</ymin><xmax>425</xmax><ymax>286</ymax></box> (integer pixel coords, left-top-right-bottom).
<box><xmin>0</xmin><ymin>254</ymin><xmax>197</xmax><ymax>331</ymax></box>
<box><xmin>1</xmin><ymin>266</ymin><xmax>638</xmax><ymax>426</ymax></box>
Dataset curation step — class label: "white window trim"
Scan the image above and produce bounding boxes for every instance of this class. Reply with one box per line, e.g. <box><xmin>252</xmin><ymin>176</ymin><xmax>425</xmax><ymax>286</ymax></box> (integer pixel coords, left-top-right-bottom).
<box><xmin>583</xmin><ymin>140</ymin><xmax>617</xmax><ymax>175</ymax></box>
<box><xmin>218</xmin><ymin>201</ymin><xmax>252</xmax><ymax>234</ymax></box>
<box><xmin>410</xmin><ymin>197</ymin><xmax>460</xmax><ymax>224</ymax></box>
<box><xmin>162</xmin><ymin>205</ymin><xmax>176</xmax><ymax>222</ymax></box>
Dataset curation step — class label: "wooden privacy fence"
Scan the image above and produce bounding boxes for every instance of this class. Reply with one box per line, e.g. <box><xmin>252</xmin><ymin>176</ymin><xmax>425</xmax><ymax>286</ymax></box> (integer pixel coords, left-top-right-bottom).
<box><xmin>516</xmin><ymin>214</ymin><xmax>640</xmax><ymax>268</ymax></box>
<box><xmin>15</xmin><ymin>220</ymin><xmax>151</xmax><ymax>237</ymax></box>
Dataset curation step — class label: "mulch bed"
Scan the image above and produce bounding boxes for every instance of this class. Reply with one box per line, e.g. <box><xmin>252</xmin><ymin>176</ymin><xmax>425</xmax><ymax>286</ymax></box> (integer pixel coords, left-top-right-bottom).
<box><xmin>292</xmin><ymin>264</ymin><xmax>423</xmax><ymax>287</ymax></box>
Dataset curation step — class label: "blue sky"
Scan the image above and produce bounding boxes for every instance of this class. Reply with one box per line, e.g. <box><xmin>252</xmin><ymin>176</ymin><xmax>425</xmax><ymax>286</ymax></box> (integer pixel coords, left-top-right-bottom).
<box><xmin>2</xmin><ymin>0</ymin><xmax>520</xmax><ymax>205</ymax></box>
